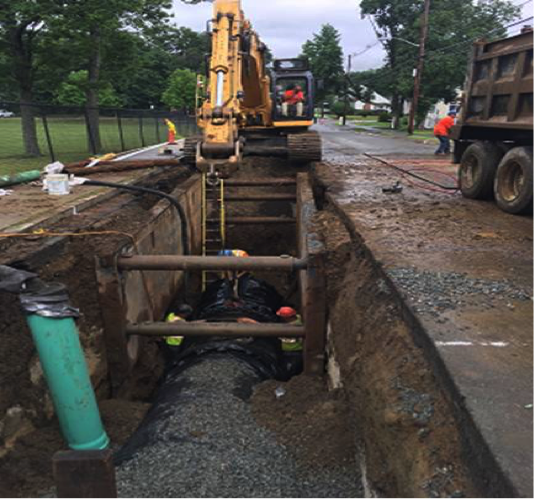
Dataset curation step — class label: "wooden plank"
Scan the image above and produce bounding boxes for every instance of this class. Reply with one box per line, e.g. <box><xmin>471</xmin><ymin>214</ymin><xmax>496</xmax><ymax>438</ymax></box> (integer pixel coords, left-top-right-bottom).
<box><xmin>95</xmin><ymin>175</ymin><xmax>203</xmax><ymax>394</ymax></box>
<box><xmin>303</xmin><ymin>251</ymin><xmax>327</xmax><ymax>375</ymax></box>
<box><xmin>53</xmin><ymin>450</ymin><xmax>117</xmax><ymax>498</ymax></box>
<box><xmin>296</xmin><ymin>173</ymin><xmax>327</xmax><ymax>375</ymax></box>
<box><xmin>224</xmin><ymin>194</ymin><xmax>297</xmax><ymax>201</ymax></box>
<box><xmin>224</xmin><ymin>177</ymin><xmax>296</xmax><ymax>186</ymax></box>
<box><xmin>94</xmin><ymin>257</ymin><xmax>131</xmax><ymax>393</ymax></box>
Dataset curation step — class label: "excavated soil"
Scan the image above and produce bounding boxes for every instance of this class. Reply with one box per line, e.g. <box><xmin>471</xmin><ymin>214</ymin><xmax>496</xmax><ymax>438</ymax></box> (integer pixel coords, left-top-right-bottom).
<box><xmin>252</xmin><ymin>375</ymin><xmax>357</xmax><ymax>471</ymax></box>
<box><xmin>314</xmin><ymin>207</ymin><xmax>479</xmax><ymax>498</ymax></box>
<box><xmin>0</xmin><ymin>168</ymin><xmax>189</xmax><ymax>497</ymax></box>
<box><xmin>0</xmin><ymin>400</ymin><xmax>150</xmax><ymax>498</ymax></box>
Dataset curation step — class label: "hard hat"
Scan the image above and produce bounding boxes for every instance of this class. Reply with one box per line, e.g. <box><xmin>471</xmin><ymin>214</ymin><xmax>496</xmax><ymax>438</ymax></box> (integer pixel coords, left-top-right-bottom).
<box><xmin>277</xmin><ymin>307</ymin><xmax>297</xmax><ymax>319</ymax></box>
<box><xmin>232</xmin><ymin>249</ymin><xmax>249</xmax><ymax>258</ymax></box>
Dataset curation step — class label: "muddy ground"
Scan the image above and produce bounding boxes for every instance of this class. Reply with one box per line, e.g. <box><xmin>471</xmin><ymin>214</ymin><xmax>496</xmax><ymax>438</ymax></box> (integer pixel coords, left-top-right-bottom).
<box><xmin>315</xmin><ymin>208</ymin><xmax>478</xmax><ymax>497</ymax></box>
<box><xmin>0</xmin><ymin>157</ymin><xmax>313</xmax><ymax>497</ymax></box>
<box><xmin>252</xmin><ymin>374</ymin><xmax>357</xmax><ymax>471</ymax></box>
<box><xmin>0</xmin><ymin>400</ymin><xmax>149</xmax><ymax>498</ymax></box>
<box><xmin>312</xmin><ymin>154</ymin><xmax>532</xmax><ymax>497</ymax></box>
<box><xmin>1</xmin><ymin>145</ymin><xmax>530</xmax><ymax>497</ymax></box>
<box><xmin>0</xmin><ymin>168</ymin><xmax>190</xmax><ymax>497</ymax></box>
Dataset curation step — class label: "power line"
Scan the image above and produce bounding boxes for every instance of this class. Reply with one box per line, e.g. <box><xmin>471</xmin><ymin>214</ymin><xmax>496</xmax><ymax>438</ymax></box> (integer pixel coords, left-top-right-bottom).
<box><xmin>349</xmin><ymin>41</ymin><xmax>381</xmax><ymax>59</ymax></box>
<box><xmin>351</xmin><ymin>16</ymin><xmax>534</xmax><ymax>89</ymax></box>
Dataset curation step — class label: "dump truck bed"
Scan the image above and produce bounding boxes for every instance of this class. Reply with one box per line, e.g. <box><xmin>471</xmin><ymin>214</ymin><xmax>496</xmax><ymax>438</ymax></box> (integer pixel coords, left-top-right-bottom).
<box><xmin>452</xmin><ymin>30</ymin><xmax>533</xmax><ymax>142</ymax></box>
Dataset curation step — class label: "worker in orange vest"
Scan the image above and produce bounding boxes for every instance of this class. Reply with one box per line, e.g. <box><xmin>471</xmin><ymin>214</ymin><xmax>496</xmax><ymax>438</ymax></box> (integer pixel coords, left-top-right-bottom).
<box><xmin>433</xmin><ymin>112</ymin><xmax>456</xmax><ymax>155</ymax></box>
<box><xmin>282</xmin><ymin>85</ymin><xmax>305</xmax><ymax>117</ymax></box>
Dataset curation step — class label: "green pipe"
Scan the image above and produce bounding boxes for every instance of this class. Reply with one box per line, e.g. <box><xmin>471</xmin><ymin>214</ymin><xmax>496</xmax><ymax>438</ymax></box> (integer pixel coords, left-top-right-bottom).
<box><xmin>0</xmin><ymin>170</ymin><xmax>41</xmax><ymax>188</ymax></box>
<box><xmin>25</xmin><ymin>314</ymin><xmax>109</xmax><ymax>451</ymax></box>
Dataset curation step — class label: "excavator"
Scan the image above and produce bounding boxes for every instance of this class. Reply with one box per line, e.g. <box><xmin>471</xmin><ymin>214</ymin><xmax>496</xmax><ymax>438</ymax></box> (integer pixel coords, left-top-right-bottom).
<box><xmin>183</xmin><ymin>0</ymin><xmax>322</xmax><ymax>181</ymax></box>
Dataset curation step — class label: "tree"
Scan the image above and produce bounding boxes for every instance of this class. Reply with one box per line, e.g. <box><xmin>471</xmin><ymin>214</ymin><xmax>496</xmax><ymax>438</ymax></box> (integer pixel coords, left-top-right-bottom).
<box><xmin>52</xmin><ymin>0</ymin><xmax>173</xmax><ymax>151</ymax></box>
<box><xmin>301</xmin><ymin>24</ymin><xmax>344</xmax><ymax>102</ymax></box>
<box><xmin>0</xmin><ymin>0</ymin><xmax>61</xmax><ymax>155</ymax></box>
<box><xmin>360</xmin><ymin>0</ymin><xmax>519</xmax><ymax>128</ymax></box>
<box><xmin>55</xmin><ymin>70</ymin><xmax>122</xmax><ymax>108</ymax></box>
<box><xmin>118</xmin><ymin>25</ymin><xmax>209</xmax><ymax>108</ymax></box>
<box><xmin>162</xmin><ymin>69</ymin><xmax>197</xmax><ymax>112</ymax></box>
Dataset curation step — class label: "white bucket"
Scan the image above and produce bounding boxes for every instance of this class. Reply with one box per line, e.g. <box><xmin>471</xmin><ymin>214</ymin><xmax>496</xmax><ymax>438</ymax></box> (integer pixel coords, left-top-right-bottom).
<box><xmin>47</xmin><ymin>174</ymin><xmax>70</xmax><ymax>196</ymax></box>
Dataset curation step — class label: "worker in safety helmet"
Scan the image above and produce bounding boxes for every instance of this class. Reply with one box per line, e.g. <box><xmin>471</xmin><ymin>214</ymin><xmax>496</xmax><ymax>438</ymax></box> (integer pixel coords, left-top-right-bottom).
<box><xmin>277</xmin><ymin>306</ymin><xmax>303</xmax><ymax>352</ymax></box>
<box><xmin>433</xmin><ymin>112</ymin><xmax>456</xmax><ymax>155</ymax></box>
<box><xmin>218</xmin><ymin>249</ymin><xmax>250</xmax><ymax>299</ymax></box>
<box><xmin>165</xmin><ymin>304</ymin><xmax>193</xmax><ymax>347</ymax></box>
<box><xmin>282</xmin><ymin>84</ymin><xmax>305</xmax><ymax>117</ymax></box>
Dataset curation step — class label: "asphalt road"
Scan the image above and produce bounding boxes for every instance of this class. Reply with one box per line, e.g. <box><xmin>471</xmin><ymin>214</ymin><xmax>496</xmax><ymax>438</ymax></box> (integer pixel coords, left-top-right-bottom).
<box><xmin>117</xmin><ymin>120</ymin><xmax>437</xmax><ymax>162</ymax></box>
<box><xmin>315</xmin><ymin>120</ymin><xmax>436</xmax><ymax>158</ymax></box>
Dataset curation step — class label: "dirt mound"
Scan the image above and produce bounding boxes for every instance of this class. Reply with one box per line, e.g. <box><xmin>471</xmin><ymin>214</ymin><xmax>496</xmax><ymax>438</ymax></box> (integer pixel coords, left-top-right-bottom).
<box><xmin>251</xmin><ymin>375</ymin><xmax>357</xmax><ymax>470</ymax></box>
<box><xmin>0</xmin><ymin>399</ymin><xmax>149</xmax><ymax>498</ymax></box>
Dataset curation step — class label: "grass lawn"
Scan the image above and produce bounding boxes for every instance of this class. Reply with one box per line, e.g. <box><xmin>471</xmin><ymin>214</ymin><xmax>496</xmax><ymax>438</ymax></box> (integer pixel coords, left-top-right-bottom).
<box><xmin>407</xmin><ymin>129</ymin><xmax>435</xmax><ymax>141</ymax></box>
<box><xmin>0</xmin><ymin>116</ymin><xmax>192</xmax><ymax>176</ymax></box>
<box><xmin>352</xmin><ymin>116</ymin><xmax>381</xmax><ymax>122</ymax></box>
<box><xmin>352</xmin><ymin>119</ymin><xmax>436</xmax><ymax>142</ymax></box>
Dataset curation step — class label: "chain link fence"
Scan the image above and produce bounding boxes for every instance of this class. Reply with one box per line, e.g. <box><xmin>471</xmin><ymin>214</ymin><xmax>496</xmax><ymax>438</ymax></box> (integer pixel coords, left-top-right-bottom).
<box><xmin>0</xmin><ymin>102</ymin><xmax>198</xmax><ymax>175</ymax></box>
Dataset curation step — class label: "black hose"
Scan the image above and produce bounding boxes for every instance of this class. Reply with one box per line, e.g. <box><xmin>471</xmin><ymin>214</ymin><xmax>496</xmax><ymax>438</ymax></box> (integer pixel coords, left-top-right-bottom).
<box><xmin>364</xmin><ymin>153</ymin><xmax>459</xmax><ymax>191</ymax></box>
<box><xmin>82</xmin><ymin>180</ymin><xmax>191</xmax><ymax>301</ymax></box>
<box><xmin>83</xmin><ymin>180</ymin><xmax>190</xmax><ymax>255</ymax></box>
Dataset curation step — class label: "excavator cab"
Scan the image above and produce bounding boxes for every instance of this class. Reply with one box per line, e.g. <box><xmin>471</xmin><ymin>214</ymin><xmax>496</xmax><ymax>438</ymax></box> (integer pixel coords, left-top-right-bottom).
<box><xmin>271</xmin><ymin>59</ymin><xmax>315</xmax><ymax>126</ymax></box>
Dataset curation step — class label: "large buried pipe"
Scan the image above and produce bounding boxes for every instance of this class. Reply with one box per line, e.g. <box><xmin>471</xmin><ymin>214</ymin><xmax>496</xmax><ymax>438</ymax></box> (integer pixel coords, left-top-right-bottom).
<box><xmin>115</xmin><ymin>337</ymin><xmax>288</xmax><ymax>468</ymax></box>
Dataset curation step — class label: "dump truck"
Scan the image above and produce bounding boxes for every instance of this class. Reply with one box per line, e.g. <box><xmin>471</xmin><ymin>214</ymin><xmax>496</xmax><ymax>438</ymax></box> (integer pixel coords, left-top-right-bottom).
<box><xmin>452</xmin><ymin>28</ymin><xmax>533</xmax><ymax>214</ymax></box>
<box><xmin>183</xmin><ymin>0</ymin><xmax>322</xmax><ymax>180</ymax></box>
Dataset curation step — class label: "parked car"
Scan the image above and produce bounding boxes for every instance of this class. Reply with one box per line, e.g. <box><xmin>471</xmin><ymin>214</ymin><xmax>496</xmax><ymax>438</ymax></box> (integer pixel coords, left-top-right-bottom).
<box><xmin>0</xmin><ymin>109</ymin><xmax>14</xmax><ymax>118</ymax></box>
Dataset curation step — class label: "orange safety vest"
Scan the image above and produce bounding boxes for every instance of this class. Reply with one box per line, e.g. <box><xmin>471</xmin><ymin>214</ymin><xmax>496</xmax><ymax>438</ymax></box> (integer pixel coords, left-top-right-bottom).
<box><xmin>284</xmin><ymin>90</ymin><xmax>304</xmax><ymax>105</ymax></box>
<box><xmin>434</xmin><ymin>116</ymin><xmax>455</xmax><ymax>137</ymax></box>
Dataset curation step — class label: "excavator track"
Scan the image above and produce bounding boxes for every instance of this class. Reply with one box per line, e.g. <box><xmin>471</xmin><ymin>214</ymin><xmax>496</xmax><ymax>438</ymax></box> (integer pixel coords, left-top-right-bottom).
<box><xmin>287</xmin><ymin>131</ymin><xmax>322</xmax><ymax>163</ymax></box>
<box><xmin>183</xmin><ymin>136</ymin><xmax>200</xmax><ymax>164</ymax></box>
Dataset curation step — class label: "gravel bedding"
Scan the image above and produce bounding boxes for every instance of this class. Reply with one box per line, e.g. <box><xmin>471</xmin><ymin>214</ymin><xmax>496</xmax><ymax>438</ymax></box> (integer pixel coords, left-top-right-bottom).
<box><xmin>116</xmin><ymin>356</ymin><xmax>361</xmax><ymax>498</ymax></box>
<box><xmin>389</xmin><ymin>267</ymin><xmax>532</xmax><ymax>317</ymax></box>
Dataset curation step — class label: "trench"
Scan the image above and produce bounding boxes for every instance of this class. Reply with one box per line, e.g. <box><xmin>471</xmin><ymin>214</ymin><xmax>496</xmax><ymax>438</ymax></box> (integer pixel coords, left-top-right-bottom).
<box><xmin>108</xmin><ymin>158</ymin><xmax>362</xmax><ymax>497</ymax></box>
<box><xmin>0</xmin><ymin>155</ymin><xmax>487</xmax><ymax>498</ymax></box>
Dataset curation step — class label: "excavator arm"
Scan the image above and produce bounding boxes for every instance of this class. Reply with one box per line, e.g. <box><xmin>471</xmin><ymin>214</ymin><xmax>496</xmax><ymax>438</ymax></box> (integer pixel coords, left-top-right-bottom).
<box><xmin>184</xmin><ymin>0</ymin><xmax>322</xmax><ymax>179</ymax></box>
<box><xmin>195</xmin><ymin>0</ymin><xmax>271</xmax><ymax>179</ymax></box>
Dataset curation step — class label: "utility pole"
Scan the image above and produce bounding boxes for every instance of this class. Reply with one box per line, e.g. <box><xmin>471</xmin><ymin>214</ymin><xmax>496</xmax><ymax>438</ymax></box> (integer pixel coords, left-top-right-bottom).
<box><xmin>342</xmin><ymin>54</ymin><xmax>352</xmax><ymax>126</ymax></box>
<box><xmin>408</xmin><ymin>0</ymin><xmax>431</xmax><ymax>135</ymax></box>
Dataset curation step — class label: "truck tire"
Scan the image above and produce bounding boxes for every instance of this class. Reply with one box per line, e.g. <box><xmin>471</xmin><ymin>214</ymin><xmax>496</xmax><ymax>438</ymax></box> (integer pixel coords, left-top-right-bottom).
<box><xmin>494</xmin><ymin>146</ymin><xmax>533</xmax><ymax>215</ymax></box>
<box><xmin>459</xmin><ymin>142</ymin><xmax>503</xmax><ymax>199</ymax></box>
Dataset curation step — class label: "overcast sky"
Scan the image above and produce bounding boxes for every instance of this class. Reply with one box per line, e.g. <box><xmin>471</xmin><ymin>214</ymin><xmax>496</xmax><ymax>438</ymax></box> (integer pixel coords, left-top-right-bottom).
<box><xmin>170</xmin><ymin>0</ymin><xmax>533</xmax><ymax>72</ymax></box>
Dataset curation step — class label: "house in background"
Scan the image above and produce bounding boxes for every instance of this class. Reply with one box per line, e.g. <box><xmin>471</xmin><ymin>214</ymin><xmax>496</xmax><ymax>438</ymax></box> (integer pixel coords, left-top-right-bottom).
<box><xmin>423</xmin><ymin>99</ymin><xmax>461</xmax><ymax>129</ymax></box>
<box><xmin>353</xmin><ymin>92</ymin><xmax>391</xmax><ymax>112</ymax></box>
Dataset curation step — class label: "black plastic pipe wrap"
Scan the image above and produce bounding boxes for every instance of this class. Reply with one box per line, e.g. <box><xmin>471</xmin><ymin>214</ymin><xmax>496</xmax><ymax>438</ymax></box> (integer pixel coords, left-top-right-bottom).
<box><xmin>115</xmin><ymin>337</ymin><xmax>288</xmax><ymax>465</ymax></box>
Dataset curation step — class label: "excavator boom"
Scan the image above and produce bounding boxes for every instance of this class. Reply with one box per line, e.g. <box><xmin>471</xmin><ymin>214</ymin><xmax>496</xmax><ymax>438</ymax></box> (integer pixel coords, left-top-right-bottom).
<box><xmin>186</xmin><ymin>0</ymin><xmax>322</xmax><ymax>179</ymax></box>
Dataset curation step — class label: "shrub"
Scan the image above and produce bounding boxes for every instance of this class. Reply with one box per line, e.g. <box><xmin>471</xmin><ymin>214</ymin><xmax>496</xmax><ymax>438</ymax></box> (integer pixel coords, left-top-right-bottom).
<box><xmin>378</xmin><ymin>111</ymin><xmax>392</xmax><ymax>123</ymax></box>
<box><xmin>331</xmin><ymin>101</ymin><xmax>349</xmax><ymax>117</ymax></box>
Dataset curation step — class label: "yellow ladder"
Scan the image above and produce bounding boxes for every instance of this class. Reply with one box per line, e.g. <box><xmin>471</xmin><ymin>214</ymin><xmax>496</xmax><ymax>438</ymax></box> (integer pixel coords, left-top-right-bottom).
<box><xmin>201</xmin><ymin>174</ymin><xmax>226</xmax><ymax>290</ymax></box>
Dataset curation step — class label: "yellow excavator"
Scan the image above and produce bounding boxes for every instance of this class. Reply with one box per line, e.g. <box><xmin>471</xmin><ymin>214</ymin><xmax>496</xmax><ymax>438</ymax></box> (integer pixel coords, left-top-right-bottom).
<box><xmin>184</xmin><ymin>0</ymin><xmax>322</xmax><ymax>180</ymax></box>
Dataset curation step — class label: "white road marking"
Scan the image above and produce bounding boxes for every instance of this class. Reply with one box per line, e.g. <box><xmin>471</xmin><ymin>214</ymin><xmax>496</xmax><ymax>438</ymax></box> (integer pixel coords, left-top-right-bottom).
<box><xmin>436</xmin><ymin>341</ymin><xmax>510</xmax><ymax>347</ymax></box>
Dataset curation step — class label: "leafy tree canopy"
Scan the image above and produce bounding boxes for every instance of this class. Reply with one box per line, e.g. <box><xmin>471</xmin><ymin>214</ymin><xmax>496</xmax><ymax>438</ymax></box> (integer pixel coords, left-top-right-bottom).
<box><xmin>359</xmin><ymin>0</ymin><xmax>519</xmax><ymax>123</ymax></box>
<box><xmin>301</xmin><ymin>24</ymin><xmax>344</xmax><ymax>102</ymax></box>
<box><xmin>162</xmin><ymin>68</ymin><xmax>197</xmax><ymax>110</ymax></box>
<box><xmin>55</xmin><ymin>70</ymin><xmax>122</xmax><ymax>107</ymax></box>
